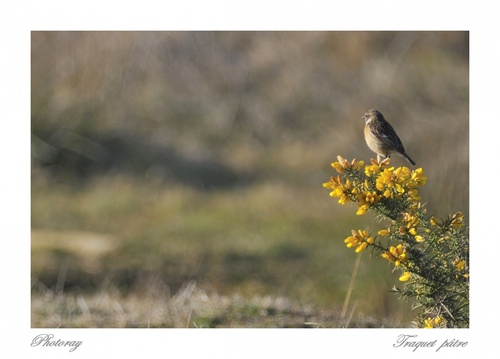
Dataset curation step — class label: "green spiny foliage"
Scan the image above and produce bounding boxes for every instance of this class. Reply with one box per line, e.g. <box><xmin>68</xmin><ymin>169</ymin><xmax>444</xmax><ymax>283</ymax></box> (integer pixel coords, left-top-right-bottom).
<box><xmin>323</xmin><ymin>156</ymin><xmax>469</xmax><ymax>328</ymax></box>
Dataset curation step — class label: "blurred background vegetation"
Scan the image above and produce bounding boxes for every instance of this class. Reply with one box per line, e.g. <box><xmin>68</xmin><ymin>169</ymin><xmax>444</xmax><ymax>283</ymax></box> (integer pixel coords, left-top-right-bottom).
<box><xmin>31</xmin><ymin>31</ymin><xmax>469</xmax><ymax>327</ymax></box>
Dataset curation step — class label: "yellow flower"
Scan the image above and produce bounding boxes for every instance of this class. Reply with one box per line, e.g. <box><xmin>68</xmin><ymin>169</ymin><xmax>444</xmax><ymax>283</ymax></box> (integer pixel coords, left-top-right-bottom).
<box><xmin>429</xmin><ymin>216</ymin><xmax>438</xmax><ymax>227</ymax></box>
<box><xmin>365</xmin><ymin>191</ymin><xmax>380</xmax><ymax>204</ymax></box>
<box><xmin>401</xmin><ymin>213</ymin><xmax>425</xmax><ymax>242</ymax></box>
<box><xmin>376</xmin><ymin>167</ymin><xmax>395</xmax><ymax>190</ymax></box>
<box><xmin>438</xmin><ymin>234</ymin><xmax>451</xmax><ymax>243</ymax></box>
<box><xmin>331</xmin><ymin>161</ymin><xmax>345</xmax><ymax>174</ymax></box>
<box><xmin>344</xmin><ymin>235</ymin><xmax>359</xmax><ymax>248</ymax></box>
<box><xmin>415</xmin><ymin>235</ymin><xmax>425</xmax><ymax>243</ymax></box>
<box><xmin>355</xmin><ymin>229</ymin><xmax>369</xmax><ymax>239</ymax></box>
<box><xmin>352</xmin><ymin>159</ymin><xmax>364</xmax><ymax>171</ymax></box>
<box><xmin>365</xmin><ymin>164</ymin><xmax>380</xmax><ymax>177</ymax></box>
<box><xmin>377</xmin><ymin>228</ymin><xmax>390</xmax><ymax>236</ymax></box>
<box><xmin>413</xmin><ymin>167</ymin><xmax>427</xmax><ymax>183</ymax></box>
<box><xmin>424</xmin><ymin>315</ymin><xmax>444</xmax><ymax>328</ymax></box>
<box><xmin>434</xmin><ymin>316</ymin><xmax>444</xmax><ymax>325</ymax></box>
<box><xmin>394</xmin><ymin>166</ymin><xmax>411</xmax><ymax>185</ymax></box>
<box><xmin>323</xmin><ymin>176</ymin><xmax>353</xmax><ymax>205</ymax></box>
<box><xmin>364</xmin><ymin>158</ymin><xmax>388</xmax><ymax>176</ymax></box>
<box><xmin>322</xmin><ymin>175</ymin><xmax>339</xmax><ymax>190</ymax></box>
<box><xmin>338</xmin><ymin>193</ymin><xmax>351</xmax><ymax>205</ymax></box>
<box><xmin>356</xmin><ymin>191</ymin><xmax>381</xmax><ymax>215</ymax></box>
<box><xmin>381</xmin><ymin>244</ymin><xmax>408</xmax><ymax>266</ymax></box>
<box><xmin>403</xmin><ymin>212</ymin><xmax>420</xmax><ymax>228</ymax></box>
<box><xmin>356</xmin><ymin>242</ymin><xmax>368</xmax><ymax>253</ymax></box>
<box><xmin>356</xmin><ymin>205</ymin><xmax>369</xmax><ymax>215</ymax></box>
<box><xmin>375</xmin><ymin>166</ymin><xmax>412</xmax><ymax>198</ymax></box>
<box><xmin>450</xmin><ymin>212</ymin><xmax>464</xmax><ymax>229</ymax></box>
<box><xmin>344</xmin><ymin>229</ymin><xmax>373</xmax><ymax>253</ymax></box>
<box><xmin>332</xmin><ymin>156</ymin><xmax>364</xmax><ymax>174</ymax></box>
<box><xmin>379</xmin><ymin>157</ymin><xmax>391</xmax><ymax>166</ymax></box>
<box><xmin>407</xmin><ymin>189</ymin><xmax>421</xmax><ymax>202</ymax></box>
<box><xmin>399</xmin><ymin>272</ymin><xmax>412</xmax><ymax>282</ymax></box>
<box><xmin>454</xmin><ymin>258</ymin><xmax>466</xmax><ymax>272</ymax></box>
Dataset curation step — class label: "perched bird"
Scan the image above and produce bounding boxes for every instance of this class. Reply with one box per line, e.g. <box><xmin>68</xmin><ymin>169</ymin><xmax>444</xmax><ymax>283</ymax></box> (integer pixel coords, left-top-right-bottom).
<box><xmin>362</xmin><ymin>109</ymin><xmax>416</xmax><ymax>166</ymax></box>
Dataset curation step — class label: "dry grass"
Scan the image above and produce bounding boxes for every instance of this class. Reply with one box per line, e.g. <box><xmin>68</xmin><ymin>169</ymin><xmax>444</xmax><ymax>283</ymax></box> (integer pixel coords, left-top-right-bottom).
<box><xmin>32</xmin><ymin>279</ymin><xmax>403</xmax><ymax>328</ymax></box>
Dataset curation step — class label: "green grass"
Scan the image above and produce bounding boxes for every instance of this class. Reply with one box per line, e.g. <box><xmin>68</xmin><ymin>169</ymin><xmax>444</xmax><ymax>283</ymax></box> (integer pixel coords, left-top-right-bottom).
<box><xmin>32</xmin><ymin>177</ymin><xmax>413</xmax><ymax>327</ymax></box>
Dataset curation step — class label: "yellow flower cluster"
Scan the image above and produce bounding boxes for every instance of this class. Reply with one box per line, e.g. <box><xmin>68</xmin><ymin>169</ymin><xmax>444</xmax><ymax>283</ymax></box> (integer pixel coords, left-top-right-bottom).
<box><xmin>424</xmin><ymin>315</ymin><xmax>444</xmax><ymax>328</ymax></box>
<box><xmin>381</xmin><ymin>244</ymin><xmax>408</xmax><ymax>267</ymax></box>
<box><xmin>364</xmin><ymin>157</ymin><xmax>390</xmax><ymax>176</ymax></box>
<box><xmin>429</xmin><ymin>212</ymin><xmax>464</xmax><ymax>230</ymax></box>
<box><xmin>356</xmin><ymin>190</ymin><xmax>382</xmax><ymax>215</ymax></box>
<box><xmin>430</xmin><ymin>212</ymin><xmax>466</xmax><ymax>244</ymax></box>
<box><xmin>399</xmin><ymin>272</ymin><xmax>412</xmax><ymax>282</ymax></box>
<box><xmin>324</xmin><ymin>175</ymin><xmax>355</xmax><ymax>205</ymax></box>
<box><xmin>323</xmin><ymin>157</ymin><xmax>364</xmax><ymax>205</ymax></box>
<box><xmin>373</xmin><ymin>165</ymin><xmax>427</xmax><ymax>202</ymax></box>
<box><xmin>453</xmin><ymin>257</ymin><xmax>469</xmax><ymax>279</ymax></box>
<box><xmin>330</xmin><ymin>155</ymin><xmax>365</xmax><ymax>174</ymax></box>
<box><xmin>324</xmin><ymin>155</ymin><xmax>469</xmax><ymax>328</ymax></box>
<box><xmin>323</xmin><ymin>157</ymin><xmax>427</xmax><ymax>217</ymax></box>
<box><xmin>450</xmin><ymin>212</ymin><xmax>465</xmax><ymax>229</ymax></box>
<box><xmin>453</xmin><ymin>258</ymin><xmax>466</xmax><ymax>272</ymax></box>
<box><xmin>377</xmin><ymin>228</ymin><xmax>390</xmax><ymax>236</ymax></box>
<box><xmin>401</xmin><ymin>211</ymin><xmax>425</xmax><ymax>242</ymax></box>
<box><xmin>344</xmin><ymin>229</ymin><xmax>374</xmax><ymax>253</ymax></box>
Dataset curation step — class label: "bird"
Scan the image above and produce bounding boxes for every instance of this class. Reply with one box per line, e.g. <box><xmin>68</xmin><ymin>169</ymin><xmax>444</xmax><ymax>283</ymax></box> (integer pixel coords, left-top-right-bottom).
<box><xmin>362</xmin><ymin>109</ymin><xmax>416</xmax><ymax>166</ymax></box>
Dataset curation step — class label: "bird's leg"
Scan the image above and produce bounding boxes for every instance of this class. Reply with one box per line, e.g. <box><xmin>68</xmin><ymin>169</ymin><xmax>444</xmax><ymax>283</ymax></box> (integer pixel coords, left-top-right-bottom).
<box><xmin>377</xmin><ymin>154</ymin><xmax>391</xmax><ymax>164</ymax></box>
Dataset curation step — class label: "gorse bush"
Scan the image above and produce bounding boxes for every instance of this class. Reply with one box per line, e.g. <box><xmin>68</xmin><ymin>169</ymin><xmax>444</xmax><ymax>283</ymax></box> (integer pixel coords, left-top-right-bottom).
<box><xmin>323</xmin><ymin>156</ymin><xmax>469</xmax><ymax>328</ymax></box>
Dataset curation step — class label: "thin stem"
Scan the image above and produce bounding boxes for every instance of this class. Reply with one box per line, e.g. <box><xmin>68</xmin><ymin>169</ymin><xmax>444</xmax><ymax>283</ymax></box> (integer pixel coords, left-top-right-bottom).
<box><xmin>340</xmin><ymin>252</ymin><xmax>362</xmax><ymax>327</ymax></box>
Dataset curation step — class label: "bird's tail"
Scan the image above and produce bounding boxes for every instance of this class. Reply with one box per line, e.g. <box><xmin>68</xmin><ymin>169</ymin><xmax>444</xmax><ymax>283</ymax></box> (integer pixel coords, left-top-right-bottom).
<box><xmin>404</xmin><ymin>153</ymin><xmax>416</xmax><ymax>166</ymax></box>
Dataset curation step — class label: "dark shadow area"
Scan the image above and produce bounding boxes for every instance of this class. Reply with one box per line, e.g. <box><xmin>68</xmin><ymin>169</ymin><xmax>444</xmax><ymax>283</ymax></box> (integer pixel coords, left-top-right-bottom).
<box><xmin>32</xmin><ymin>128</ymin><xmax>254</xmax><ymax>190</ymax></box>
